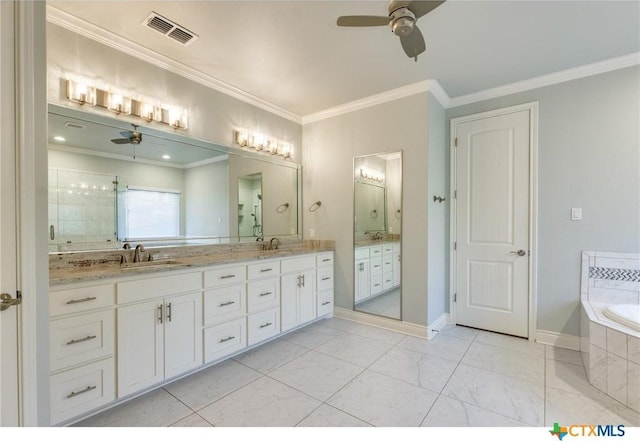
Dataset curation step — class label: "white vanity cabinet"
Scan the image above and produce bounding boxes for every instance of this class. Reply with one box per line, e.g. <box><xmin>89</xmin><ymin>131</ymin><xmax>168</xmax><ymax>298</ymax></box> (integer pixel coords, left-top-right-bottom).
<box><xmin>281</xmin><ymin>255</ymin><xmax>316</xmax><ymax>332</ymax></box>
<box><xmin>49</xmin><ymin>283</ymin><xmax>116</xmax><ymax>425</ymax></box>
<box><xmin>316</xmin><ymin>252</ymin><xmax>335</xmax><ymax>316</ymax></box>
<box><xmin>116</xmin><ymin>272</ymin><xmax>202</xmax><ymax>397</ymax></box>
<box><xmin>354</xmin><ymin>242</ymin><xmax>400</xmax><ymax>304</ymax></box>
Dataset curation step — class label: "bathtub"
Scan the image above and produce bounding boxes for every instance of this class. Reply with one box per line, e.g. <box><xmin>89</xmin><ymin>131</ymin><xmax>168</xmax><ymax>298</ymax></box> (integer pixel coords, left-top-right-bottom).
<box><xmin>579</xmin><ymin>250</ymin><xmax>640</xmax><ymax>413</ymax></box>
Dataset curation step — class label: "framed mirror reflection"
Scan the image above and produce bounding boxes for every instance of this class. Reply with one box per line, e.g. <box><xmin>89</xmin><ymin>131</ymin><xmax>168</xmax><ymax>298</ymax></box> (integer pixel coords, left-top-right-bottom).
<box><xmin>353</xmin><ymin>151</ymin><xmax>402</xmax><ymax>320</ymax></box>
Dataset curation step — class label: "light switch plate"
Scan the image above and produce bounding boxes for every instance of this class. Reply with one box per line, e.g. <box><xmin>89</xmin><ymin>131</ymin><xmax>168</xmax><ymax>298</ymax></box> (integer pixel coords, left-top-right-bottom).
<box><xmin>571</xmin><ymin>208</ymin><xmax>582</xmax><ymax>221</ymax></box>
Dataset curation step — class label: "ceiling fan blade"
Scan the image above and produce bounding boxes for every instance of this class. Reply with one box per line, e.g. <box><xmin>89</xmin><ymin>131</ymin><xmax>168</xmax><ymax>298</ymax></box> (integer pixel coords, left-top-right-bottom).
<box><xmin>119</xmin><ymin>131</ymin><xmax>132</xmax><ymax>138</ymax></box>
<box><xmin>111</xmin><ymin>138</ymin><xmax>131</xmax><ymax>144</ymax></box>
<box><xmin>408</xmin><ymin>1</ymin><xmax>446</xmax><ymax>19</ymax></box>
<box><xmin>337</xmin><ymin>15</ymin><xmax>391</xmax><ymax>27</ymax></box>
<box><xmin>400</xmin><ymin>25</ymin><xmax>426</xmax><ymax>59</ymax></box>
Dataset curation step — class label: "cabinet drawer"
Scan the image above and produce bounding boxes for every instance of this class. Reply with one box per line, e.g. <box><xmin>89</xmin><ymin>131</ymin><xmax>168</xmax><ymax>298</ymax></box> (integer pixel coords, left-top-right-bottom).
<box><xmin>370</xmin><ymin>257</ymin><xmax>383</xmax><ymax>274</ymax></box>
<box><xmin>382</xmin><ymin>244</ymin><xmax>394</xmax><ymax>255</ymax></box>
<box><xmin>50</xmin><ymin>310</ymin><xmax>114</xmax><ymax>372</ymax></box>
<box><xmin>247</xmin><ymin>260</ymin><xmax>280</xmax><ymax>280</ymax></box>
<box><xmin>247</xmin><ymin>278</ymin><xmax>280</xmax><ymax>313</ymax></box>
<box><xmin>204</xmin><ymin>285</ymin><xmax>246</xmax><ymax>326</ymax></box>
<box><xmin>50</xmin><ymin>357</ymin><xmax>115</xmax><ymax>425</ymax></box>
<box><xmin>382</xmin><ymin>254</ymin><xmax>393</xmax><ymax>272</ymax></box>
<box><xmin>281</xmin><ymin>255</ymin><xmax>315</xmax><ymax>274</ymax></box>
<box><xmin>203</xmin><ymin>317</ymin><xmax>247</xmax><ymax>363</ymax></box>
<box><xmin>247</xmin><ymin>308</ymin><xmax>280</xmax><ymax>346</ymax></box>
<box><xmin>371</xmin><ymin>273</ymin><xmax>383</xmax><ymax>295</ymax></box>
<box><xmin>204</xmin><ymin>265</ymin><xmax>246</xmax><ymax>288</ymax></box>
<box><xmin>355</xmin><ymin>247</ymin><xmax>369</xmax><ymax>260</ymax></box>
<box><xmin>317</xmin><ymin>266</ymin><xmax>334</xmax><ymax>292</ymax></box>
<box><xmin>50</xmin><ymin>284</ymin><xmax>114</xmax><ymax>317</ymax></box>
<box><xmin>317</xmin><ymin>290</ymin><xmax>334</xmax><ymax>317</ymax></box>
<box><xmin>316</xmin><ymin>252</ymin><xmax>334</xmax><ymax>267</ymax></box>
<box><xmin>383</xmin><ymin>272</ymin><xmax>394</xmax><ymax>291</ymax></box>
<box><xmin>369</xmin><ymin>246</ymin><xmax>383</xmax><ymax>258</ymax></box>
<box><xmin>117</xmin><ymin>272</ymin><xmax>201</xmax><ymax>304</ymax></box>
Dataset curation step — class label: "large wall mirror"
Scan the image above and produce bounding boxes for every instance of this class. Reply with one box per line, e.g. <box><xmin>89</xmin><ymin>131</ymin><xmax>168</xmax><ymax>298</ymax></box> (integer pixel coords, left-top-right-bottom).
<box><xmin>353</xmin><ymin>151</ymin><xmax>402</xmax><ymax>320</ymax></box>
<box><xmin>47</xmin><ymin>104</ymin><xmax>301</xmax><ymax>253</ymax></box>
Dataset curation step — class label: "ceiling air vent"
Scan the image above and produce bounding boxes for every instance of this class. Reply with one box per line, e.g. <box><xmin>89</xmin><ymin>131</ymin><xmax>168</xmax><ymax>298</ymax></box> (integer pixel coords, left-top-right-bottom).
<box><xmin>142</xmin><ymin>12</ymin><xmax>198</xmax><ymax>46</ymax></box>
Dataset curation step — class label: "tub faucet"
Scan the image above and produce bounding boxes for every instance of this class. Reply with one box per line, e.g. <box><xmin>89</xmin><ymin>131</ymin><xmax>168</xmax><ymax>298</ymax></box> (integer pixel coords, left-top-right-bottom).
<box><xmin>134</xmin><ymin>244</ymin><xmax>145</xmax><ymax>263</ymax></box>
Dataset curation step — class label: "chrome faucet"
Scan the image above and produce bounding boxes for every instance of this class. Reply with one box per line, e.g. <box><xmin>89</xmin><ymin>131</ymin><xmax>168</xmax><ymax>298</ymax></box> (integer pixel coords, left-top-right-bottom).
<box><xmin>134</xmin><ymin>244</ymin><xmax>145</xmax><ymax>263</ymax></box>
<box><xmin>269</xmin><ymin>237</ymin><xmax>280</xmax><ymax>251</ymax></box>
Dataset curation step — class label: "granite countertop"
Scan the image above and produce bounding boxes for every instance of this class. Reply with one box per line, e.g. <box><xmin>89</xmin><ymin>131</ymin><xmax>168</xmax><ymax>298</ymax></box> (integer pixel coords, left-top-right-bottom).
<box><xmin>50</xmin><ymin>240</ymin><xmax>334</xmax><ymax>286</ymax></box>
<box><xmin>355</xmin><ymin>239</ymin><xmax>401</xmax><ymax>247</ymax></box>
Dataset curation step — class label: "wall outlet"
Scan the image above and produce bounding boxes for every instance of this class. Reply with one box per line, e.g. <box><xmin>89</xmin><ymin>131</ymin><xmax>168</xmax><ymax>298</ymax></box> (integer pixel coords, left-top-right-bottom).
<box><xmin>571</xmin><ymin>208</ymin><xmax>582</xmax><ymax>221</ymax></box>
<box><xmin>309</xmin><ymin>228</ymin><xmax>315</xmax><ymax>238</ymax></box>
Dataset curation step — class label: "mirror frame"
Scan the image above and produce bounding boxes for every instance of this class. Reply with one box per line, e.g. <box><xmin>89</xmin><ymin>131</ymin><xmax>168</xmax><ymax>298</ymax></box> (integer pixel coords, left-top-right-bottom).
<box><xmin>352</xmin><ymin>151</ymin><xmax>403</xmax><ymax>321</ymax></box>
<box><xmin>47</xmin><ymin>103</ymin><xmax>303</xmax><ymax>252</ymax></box>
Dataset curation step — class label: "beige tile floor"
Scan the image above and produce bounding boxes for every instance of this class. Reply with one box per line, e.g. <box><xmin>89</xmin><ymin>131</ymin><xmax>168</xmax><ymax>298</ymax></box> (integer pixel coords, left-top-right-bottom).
<box><xmin>73</xmin><ymin>318</ymin><xmax>640</xmax><ymax>428</ymax></box>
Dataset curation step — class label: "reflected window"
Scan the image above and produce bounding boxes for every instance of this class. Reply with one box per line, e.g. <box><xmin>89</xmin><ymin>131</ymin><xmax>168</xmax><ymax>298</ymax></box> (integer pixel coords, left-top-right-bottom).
<box><xmin>118</xmin><ymin>187</ymin><xmax>180</xmax><ymax>240</ymax></box>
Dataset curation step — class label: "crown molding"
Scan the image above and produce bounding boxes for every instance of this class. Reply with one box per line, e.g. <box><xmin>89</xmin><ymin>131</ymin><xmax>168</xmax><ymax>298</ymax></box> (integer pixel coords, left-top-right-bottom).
<box><xmin>301</xmin><ymin>79</ymin><xmax>450</xmax><ymax>125</ymax></box>
<box><xmin>448</xmin><ymin>52</ymin><xmax>640</xmax><ymax>108</ymax></box>
<box><xmin>46</xmin><ymin>5</ymin><xmax>302</xmax><ymax>124</ymax></box>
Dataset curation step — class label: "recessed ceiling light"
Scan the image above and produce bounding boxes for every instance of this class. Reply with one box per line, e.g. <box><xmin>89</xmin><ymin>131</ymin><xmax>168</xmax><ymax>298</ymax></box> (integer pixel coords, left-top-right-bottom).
<box><xmin>53</xmin><ymin>136</ymin><xmax>66</xmax><ymax>142</ymax></box>
<box><xmin>162</xmin><ymin>154</ymin><xmax>171</xmax><ymax>160</ymax></box>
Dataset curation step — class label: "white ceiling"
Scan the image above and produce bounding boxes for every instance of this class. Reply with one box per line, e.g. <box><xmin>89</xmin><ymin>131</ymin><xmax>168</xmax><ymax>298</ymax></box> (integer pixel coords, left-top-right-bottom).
<box><xmin>47</xmin><ymin>1</ymin><xmax>640</xmax><ymax>118</ymax></box>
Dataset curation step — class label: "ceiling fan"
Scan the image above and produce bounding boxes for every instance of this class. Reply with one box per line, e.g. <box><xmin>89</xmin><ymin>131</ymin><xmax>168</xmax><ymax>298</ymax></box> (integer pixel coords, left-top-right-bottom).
<box><xmin>111</xmin><ymin>124</ymin><xmax>142</xmax><ymax>145</ymax></box>
<box><xmin>336</xmin><ymin>0</ymin><xmax>445</xmax><ymax>61</ymax></box>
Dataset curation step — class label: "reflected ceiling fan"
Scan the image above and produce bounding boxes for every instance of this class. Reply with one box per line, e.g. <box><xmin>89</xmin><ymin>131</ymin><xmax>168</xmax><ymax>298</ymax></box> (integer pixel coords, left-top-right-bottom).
<box><xmin>336</xmin><ymin>0</ymin><xmax>445</xmax><ymax>61</ymax></box>
<box><xmin>111</xmin><ymin>124</ymin><xmax>142</xmax><ymax>145</ymax></box>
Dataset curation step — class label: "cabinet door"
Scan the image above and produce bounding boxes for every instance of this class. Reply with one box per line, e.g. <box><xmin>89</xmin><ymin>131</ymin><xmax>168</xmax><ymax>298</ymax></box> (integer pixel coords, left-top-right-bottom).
<box><xmin>164</xmin><ymin>292</ymin><xmax>203</xmax><ymax>379</ymax></box>
<box><xmin>280</xmin><ymin>273</ymin><xmax>299</xmax><ymax>332</ymax></box>
<box><xmin>355</xmin><ymin>259</ymin><xmax>370</xmax><ymax>302</ymax></box>
<box><xmin>298</xmin><ymin>270</ymin><xmax>316</xmax><ymax>325</ymax></box>
<box><xmin>117</xmin><ymin>300</ymin><xmax>164</xmax><ymax>397</ymax></box>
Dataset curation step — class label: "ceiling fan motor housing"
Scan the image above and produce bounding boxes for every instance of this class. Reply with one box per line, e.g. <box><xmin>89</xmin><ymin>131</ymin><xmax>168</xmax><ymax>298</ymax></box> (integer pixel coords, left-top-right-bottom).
<box><xmin>389</xmin><ymin>8</ymin><xmax>415</xmax><ymax>36</ymax></box>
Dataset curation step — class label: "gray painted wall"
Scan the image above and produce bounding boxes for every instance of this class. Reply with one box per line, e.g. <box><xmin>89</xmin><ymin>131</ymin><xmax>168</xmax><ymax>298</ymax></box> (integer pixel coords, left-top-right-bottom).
<box><xmin>426</xmin><ymin>94</ymin><xmax>448</xmax><ymax>325</ymax></box>
<box><xmin>447</xmin><ymin>66</ymin><xmax>640</xmax><ymax>337</ymax></box>
<box><xmin>303</xmin><ymin>92</ymin><xmax>438</xmax><ymax>326</ymax></box>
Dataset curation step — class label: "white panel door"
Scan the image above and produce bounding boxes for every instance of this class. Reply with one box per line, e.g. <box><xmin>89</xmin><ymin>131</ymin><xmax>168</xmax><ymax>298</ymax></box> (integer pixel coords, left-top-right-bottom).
<box><xmin>0</xmin><ymin>0</ymin><xmax>19</xmax><ymax>424</ymax></box>
<box><xmin>454</xmin><ymin>109</ymin><xmax>530</xmax><ymax>337</ymax></box>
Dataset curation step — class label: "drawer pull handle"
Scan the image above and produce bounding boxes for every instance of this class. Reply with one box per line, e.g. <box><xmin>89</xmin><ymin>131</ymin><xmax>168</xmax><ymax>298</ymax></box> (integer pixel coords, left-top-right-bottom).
<box><xmin>219</xmin><ymin>301</ymin><xmax>236</xmax><ymax>307</ymax></box>
<box><xmin>374</xmin><ymin>283</ymin><xmax>380</xmax><ymax>287</ymax></box>
<box><xmin>322</xmin><ymin>258</ymin><xmax>331</xmax><ymax>262</ymax></box>
<box><xmin>66</xmin><ymin>296</ymin><xmax>97</xmax><ymax>305</ymax></box>
<box><xmin>66</xmin><ymin>385</ymin><xmax>96</xmax><ymax>399</ymax></box>
<box><xmin>321</xmin><ymin>277</ymin><xmax>331</xmax><ymax>281</ymax></box>
<box><xmin>66</xmin><ymin>335</ymin><xmax>97</xmax><ymax>345</ymax></box>
<box><xmin>259</xmin><ymin>292</ymin><xmax>272</xmax><ymax>297</ymax></box>
<box><xmin>259</xmin><ymin>322</ymin><xmax>272</xmax><ymax>329</ymax></box>
<box><xmin>220</xmin><ymin>274</ymin><xmax>236</xmax><ymax>279</ymax></box>
<box><xmin>167</xmin><ymin>302</ymin><xmax>172</xmax><ymax>322</ymax></box>
<box><xmin>260</xmin><ymin>268</ymin><xmax>273</xmax><ymax>273</ymax></box>
<box><xmin>322</xmin><ymin>301</ymin><xmax>331</xmax><ymax>306</ymax></box>
<box><xmin>157</xmin><ymin>304</ymin><xmax>163</xmax><ymax>324</ymax></box>
<box><xmin>220</xmin><ymin>336</ymin><xmax>236</xmax><ymax>343</ymax></box>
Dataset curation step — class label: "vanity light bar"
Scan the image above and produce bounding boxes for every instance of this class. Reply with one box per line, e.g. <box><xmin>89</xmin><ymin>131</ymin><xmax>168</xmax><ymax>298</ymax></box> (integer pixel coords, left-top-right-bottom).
<box><xmin>66</xmin><ymin>79</ymin><xmax>188</xmax><ymax>129</ymax></box>
<box><xmin>235</xmin><ymin>129</ymin><xmax>293</xmax><ymax>160</ymax></box>
<box><xmin>360</xmin><ymin>168</ymin><xmax>385</xmax><ymax>183</ymax></box>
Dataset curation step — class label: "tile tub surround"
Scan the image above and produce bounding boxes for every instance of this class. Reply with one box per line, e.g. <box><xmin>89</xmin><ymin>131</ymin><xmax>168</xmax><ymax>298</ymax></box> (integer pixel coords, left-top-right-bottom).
<box><xmin>49</xmin><ymin>239</ymin><xmax>335</xmax><ymax>284</ymax></box>
<box><xmin>580</xmin><ymin>251</ymin><xmax>640</xmax><ymax>413</ymax></box>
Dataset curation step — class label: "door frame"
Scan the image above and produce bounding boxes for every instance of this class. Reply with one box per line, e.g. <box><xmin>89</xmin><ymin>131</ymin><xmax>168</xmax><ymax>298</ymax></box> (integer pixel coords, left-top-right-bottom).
<box><xmin>449</xmin><ymin>102</ymin><xmax>539</xmax><ymax>340</ymax></box>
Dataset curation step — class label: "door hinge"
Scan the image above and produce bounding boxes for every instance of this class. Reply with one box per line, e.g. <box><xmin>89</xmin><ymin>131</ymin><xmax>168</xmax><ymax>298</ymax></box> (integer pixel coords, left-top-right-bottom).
<box><xmin>454</xmin><ymin>293</ymin><xmax>457</xmax><ymax>302</ymax></box>
<box><xmin>454</xmin><ymin>137</ymin><xmax>458</xmax><ymax>147</ymax></box>
<box><xmin>453</xmin><ymin>242</ymin><xmax>457</xmax><ymax>251</ymax></box>
<box><xmin>454</xmin><ymin>190</ymin><xmax>457</xmax><ymax>199</ymax></box>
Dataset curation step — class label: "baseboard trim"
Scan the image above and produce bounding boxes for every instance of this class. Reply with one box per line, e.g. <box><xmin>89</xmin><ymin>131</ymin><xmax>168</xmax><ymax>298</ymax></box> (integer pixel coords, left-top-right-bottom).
<box><xmin>535</xmin><ymin>329</ymin><xmax>580</xmax><ymax>350</ymax></box>
<box><xmin>427</xmin><ymin>312</ymin><xmax>449</xmax><ymax>339</ymax></box>
<box><xmin>334</xmin><ymin>307</ymin><xmax>429</xmax><ymax>338</ymax></box>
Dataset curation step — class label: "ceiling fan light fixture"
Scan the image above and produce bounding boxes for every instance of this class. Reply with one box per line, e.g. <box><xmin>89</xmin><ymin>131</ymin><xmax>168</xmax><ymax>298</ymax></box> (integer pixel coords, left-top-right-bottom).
<box><xmin>390</xmin><ymin>16</ymin><xmax>414</xmax><ymax>36</ymax></box>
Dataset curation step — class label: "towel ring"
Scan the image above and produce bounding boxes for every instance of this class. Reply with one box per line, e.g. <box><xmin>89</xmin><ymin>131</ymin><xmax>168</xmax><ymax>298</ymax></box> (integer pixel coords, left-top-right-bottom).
<box><xmin>308</xmin><ymin>201</ymin><xmax>322</xmax><ymax>212</ymax></box>
<box><xmin>369</xmin><ymin>209</ymin><xmax>378</xmax><ymax>218</ymax></box>
<box><xmin>395</xmin><ymin>209</ymin><xmax>401</xmax><ymax>219</ymax></box>
<box><xmin>276</xmin><ymin>202</ymin><xmax>290</xmax><ymax>213</ymax></box>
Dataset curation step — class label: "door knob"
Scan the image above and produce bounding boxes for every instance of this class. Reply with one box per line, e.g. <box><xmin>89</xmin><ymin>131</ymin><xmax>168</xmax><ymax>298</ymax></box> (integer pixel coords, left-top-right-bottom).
<box><xmin>1</xmin><ymin>293</ymin><xmax>21</xmax><ymax>312</ymax></box>
<box><xmin>510</xmin><ymin>250</ymin><xmax>527</xmax><ymax>257</ymax></box>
